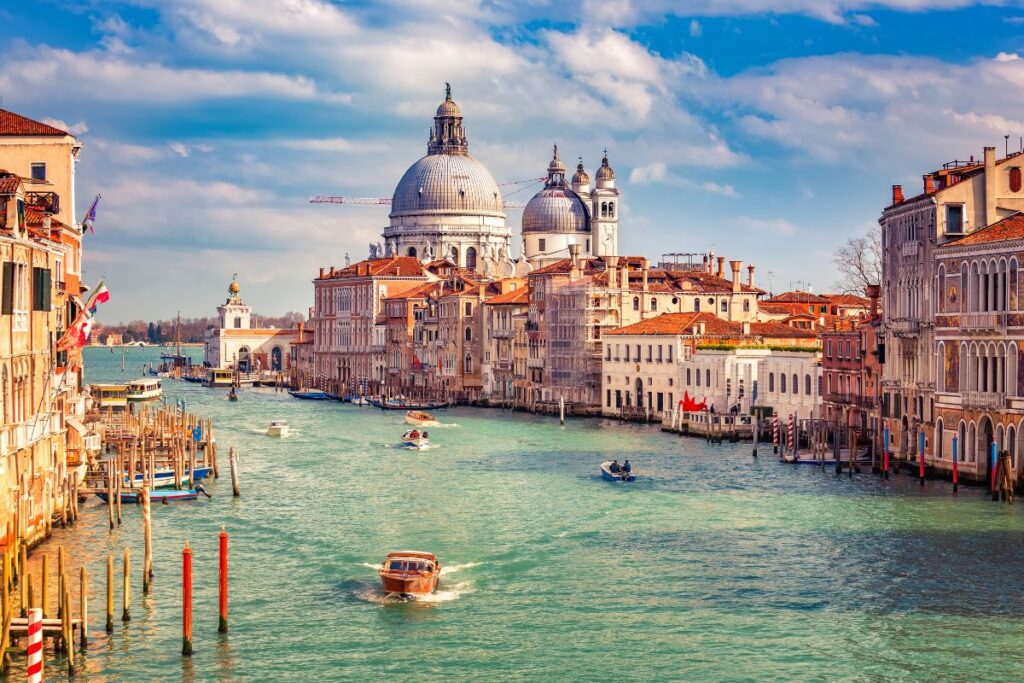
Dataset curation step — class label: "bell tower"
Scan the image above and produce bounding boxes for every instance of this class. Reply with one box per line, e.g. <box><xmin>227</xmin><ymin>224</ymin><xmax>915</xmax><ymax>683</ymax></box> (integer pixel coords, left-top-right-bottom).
<box><xmin>591</xmin><ymin>150</ymin><xmax>619</xmax><ymax>257</ymax></box>
<box><xmin>217</xmin><ymin>274</ymin><xmax>252</xmax><ymax>330</ymax></box>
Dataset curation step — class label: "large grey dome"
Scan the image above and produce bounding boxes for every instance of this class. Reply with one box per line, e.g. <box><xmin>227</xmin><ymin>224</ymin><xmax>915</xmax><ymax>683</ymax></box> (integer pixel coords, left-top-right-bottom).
<box><xmin>390</xmin><ymin>154</ymin><xmax>505</xmax><ymax>219</ymax></box>
<box><xmin>522</xmin><ymin>186</ymin><xmax>590</xmax><ymax>235</ymax></box>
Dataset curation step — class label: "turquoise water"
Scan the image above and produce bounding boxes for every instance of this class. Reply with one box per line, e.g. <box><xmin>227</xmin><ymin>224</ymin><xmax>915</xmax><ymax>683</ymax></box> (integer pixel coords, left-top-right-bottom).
<box><xmin>18</xmin><ymin>347</ymin><xmax>1024</xmax><ymax>680</ymax></box>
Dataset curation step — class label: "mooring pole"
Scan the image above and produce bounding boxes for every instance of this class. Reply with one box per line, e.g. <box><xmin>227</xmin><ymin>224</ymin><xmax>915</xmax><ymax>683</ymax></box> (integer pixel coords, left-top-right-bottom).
<box><xmin>218</xmin><ymin>528</ymin><xmax>228</xmax><ymax>633</ymax></box>
<box><xmin>182</xmin><ymin>542</ymin><xmax>193</xmax><ymax>656</ymax></box>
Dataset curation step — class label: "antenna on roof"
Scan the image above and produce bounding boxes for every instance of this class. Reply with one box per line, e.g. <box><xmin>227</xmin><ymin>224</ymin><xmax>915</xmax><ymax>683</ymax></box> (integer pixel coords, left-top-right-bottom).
<box><xmin>1006</xmin><ymin>134</ymin><xmax>1010</xmax><ymax>157</ymax></box>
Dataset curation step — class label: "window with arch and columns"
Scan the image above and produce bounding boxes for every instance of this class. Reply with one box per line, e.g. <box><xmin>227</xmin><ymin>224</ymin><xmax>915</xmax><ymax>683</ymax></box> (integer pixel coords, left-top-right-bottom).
<box><xmin>949</xmin><ymin>255</ymin><xmax>1020</xmax><ymax>314</ymax></box>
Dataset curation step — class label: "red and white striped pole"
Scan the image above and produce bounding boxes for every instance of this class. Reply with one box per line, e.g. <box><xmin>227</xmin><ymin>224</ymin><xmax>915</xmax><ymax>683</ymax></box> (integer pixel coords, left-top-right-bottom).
<box><xmin>26</xmin><ymin>607</ymin><xmax>42</xmax><ymax>683</ymax></box>
<box><xmin>773</xmin><ymin>414</ymin><xmax>779</xmax><ymax>454</ymax></box>
<box><xmin>788</xmin><ymin>414</ymin><xmax>794</xmax><ymax>455</ymax></box>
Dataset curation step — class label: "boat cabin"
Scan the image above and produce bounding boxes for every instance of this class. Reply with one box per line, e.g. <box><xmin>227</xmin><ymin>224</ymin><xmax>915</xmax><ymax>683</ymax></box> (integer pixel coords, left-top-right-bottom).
<box><xmin>90</xmin><ymin>384</ymin><xmax>128</xmax><ymax>410</ymax></box>
<box><xmin>204</xmin><ymin>368</ymin><xmax>235</xmax><ymax>387</ymax></box>
<box><xmin>127</xmin><ymin>378</ymin><xmax>162</xmax><ymax>401</ymax></box>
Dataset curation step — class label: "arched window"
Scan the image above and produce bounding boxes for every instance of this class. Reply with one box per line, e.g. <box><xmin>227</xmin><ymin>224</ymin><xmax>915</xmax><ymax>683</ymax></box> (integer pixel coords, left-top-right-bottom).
<box><xmin>696</xmin><ymin>368</ymin><xmax>701</xmax><ymax>386</ymax></box>
<box><xmin>768</xmin><ymin>372</ymin><xmax>775</xmax><ymax>393</ymax></box>
<box><xmin>968</xmin><ymin>422</ymin><xmax>977</xmax><ymax>462</ymax></box>
<box><xmin>450</xmin><ymin>247</ymin><xmax>459</xmax><ymax>265</ymax></box>
<box><xmin>407</xmin><ymin>246</ymin><xmax>417</xmax><ymax>257</ymax></box>
<box><xmin>957</xmin><ymin>421</ymin><xmax>967</xmax><ymax>462</ymax></box>
<box><xmin>686</xmin><ymin>368</ymin><xmax>691</xmax><ymax>385</ymax></box>
<box><xmin>791</xmin><ymin>373</ymin><xmax>798</xmax><ymax>394</ymax></box>
<box><xmin>935</xmin><ymin>419</ymin><xmax>944</xmax><ymax>460</ymax></box>
<box><xmin>694</xmin><ymin>298</ymin><xmax>700</xmax><ymax>312</ymax></box>
<box><xmin>464</xmin><ymin>354</ymin><xmax>473</xmax><ymax>374</ymax></box>
<box><xmin>805</xmin><ymin>374</ymin><xmax>811</xmax><ymax>395</ymax></box>
<box><xmin>608</xmin><ymin>202</ymin><xmax>616</xmax><ymax>217</ymax></box>
<box><xmin>601</xmin><ymin>202</ymin><xmax>608</xmax><ymax>218</ymax></box>
<box><xmin>705</xmin><ymin>369</ymin><xmax>711</xmax><ymax>386</ymax></box>
<box><xmin>632</xmin><ymin>297</ymin><xmax>640</xmax><ymax>311</ymax></box>
<box><xmin>465</xmin><ymin>327</ymin><xmax>472</xmax><ymax>342</ymax></box>
<box><xmin>781</xmin><ymin>373</ymin><xmax>787</xmax><ymax>393</ymax></box>
<box><xmin>651</xmin><ymin>298</ymin><xmax>657</xmax><ymax>311</ymax></box>
<box><xmin>466</xmin><ymin>247</ymin><xmax>477</xmax><ymax>269</ymax></box>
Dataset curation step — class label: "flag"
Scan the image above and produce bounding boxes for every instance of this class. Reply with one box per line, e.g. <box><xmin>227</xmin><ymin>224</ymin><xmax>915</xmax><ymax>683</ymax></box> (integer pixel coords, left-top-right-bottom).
<box><xmin>85</xmin><ymin>279</ymin><xmax>110</xmax><ymax>313</ymax></box>
<box><xmin>81</xmin><ymin>194</ymin><xmax>101</xmax><ymax>235</ymax></box>
<box><xmin>78</xmin><ymin>316</ymin><xmax>95</xmax><ymax>346</ymax></box>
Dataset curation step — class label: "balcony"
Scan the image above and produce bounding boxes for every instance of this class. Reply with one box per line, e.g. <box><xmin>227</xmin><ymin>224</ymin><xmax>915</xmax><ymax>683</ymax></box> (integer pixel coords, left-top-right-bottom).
<box><xmin>492</xmin><ymin>329</ymin><xmax>514</xmax><ymax>339</ymax></box>
<box><xmin>961</xmin><ymin>312</ymin><xmax>1006</xmax><ymax>332</ymax></box>
<box><xmin>890</xmin><ymin>319</ymin><xmax>920</xmax><ymax>336</ymax></box>
<box><xmin>25</xmin><ymin>191</ymin><xmax>60</xmax><ymax>216</ymax></box>
<box><xmin>826</xmin><ymin>393</ymin><xmax>853</xmax><ymax>405</ymax></box>
<box><xmin>900</xmin><ymin>240</ymin><xmax>921</xmax><ymax>257</ymax></box>
<box><xmin>962</xmin><ymin>391</ymin><xmax>1005</xmax><ymax>410</ymax></box>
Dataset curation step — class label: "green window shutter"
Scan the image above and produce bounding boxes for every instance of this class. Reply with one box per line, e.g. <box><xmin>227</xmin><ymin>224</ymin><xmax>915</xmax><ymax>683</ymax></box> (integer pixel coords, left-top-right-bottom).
<box><xmin>1</xmin><ymin>262</ymin><xmax>13</xmax><ymax>314</ymax></box>
<box><xmin>32</xmin><ymin>268</ymin><xmax>43</xmax><ymax>311</ymax></box>
<box><xmin>41</xmin><ymin>268</ymin><xmax>51</xmax><ymax>311</ymax></box>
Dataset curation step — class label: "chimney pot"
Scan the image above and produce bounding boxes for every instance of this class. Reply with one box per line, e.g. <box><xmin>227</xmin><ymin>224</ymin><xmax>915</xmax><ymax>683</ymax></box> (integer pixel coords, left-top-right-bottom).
<box><xmin>716</xmin><ymin>256</ymin><xmax>726</xmax><ymax>278</ymax></box>
<box><xmin>747</xmin><ymin>264</ymin><xmax>756</xmax><ymax>288</ymax></box>
<box><xmin>923</xmin><ymin>175</ymin><xmax>935</xmax><ymax>194</ymax></box>
<box><xmin>319</xmin><ymin>267</ymin><xmax>326</xmax><ymax>278</ymax></box>
<box><xmin>892</xmin><ymin>184</ymin><xmax>904</xmax><ymax>205</ymax></box>
<box><xmin>730</xmin><ymin>260</ymin><xmax>742</xmax><ymax>293</ymax></box>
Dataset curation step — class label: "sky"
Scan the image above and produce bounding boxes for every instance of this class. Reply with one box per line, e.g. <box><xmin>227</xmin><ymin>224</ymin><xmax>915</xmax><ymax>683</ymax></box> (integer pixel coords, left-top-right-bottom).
<box><xmin>3</xmin><ymin>0</ymin><xmax>1024</xmax><ymax>322</ymax></box>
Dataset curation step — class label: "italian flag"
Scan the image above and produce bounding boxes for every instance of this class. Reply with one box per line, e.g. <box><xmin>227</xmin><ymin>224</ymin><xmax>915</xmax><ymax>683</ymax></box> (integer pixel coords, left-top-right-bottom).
<box><xmin>78</xmin><ymin>315</ymin><xmax>95</xmax><ymax>347</ymax></box>
<box><xmin>86</xmin><ymin>279</ymin><xmax>110</xmax><ymax>314</ymax></box>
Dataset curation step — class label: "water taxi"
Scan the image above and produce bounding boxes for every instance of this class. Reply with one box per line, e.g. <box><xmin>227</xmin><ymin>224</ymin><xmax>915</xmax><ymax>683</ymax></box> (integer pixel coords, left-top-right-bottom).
<box><xmin>204</xmin><ymin>368</ymin><xmax>235</xmax><ymax>388</ymax></box>
<box><xmin>126</xmin><ymin>378</ymin><xmax>163</xmax><ymax>401</ymax></box>
<box><xmin>600</xmin><ymin>461</ymin><xmax>636</xmax><ymax>482</ymax></box>
<box><xmin>378</xmin><ymin>551</ymin><xmax>441</xmax><ymax>598</ymax></box>
<box><xmin>401</xmin><ymin>429</ymin><xmax>430</xmax><ymax>450</ymax></box>
<box><xmin>122</xmin><ymin>467</ymin><xmax>213</xmax><ymax>489</ymax></box>
<box><xmin>266</xmin><ymin>420</ymin><xmax>290</xmax><ymax>437</ymax></box>
<box><xmin>90</xmin><ymin>384</ymin><xmax>128</xmax><ymax>410</ymax></box>
<box><xmin>405</xmin><ymin>410</ymin><xmax>439</xmax><ymax>427</ymax></box>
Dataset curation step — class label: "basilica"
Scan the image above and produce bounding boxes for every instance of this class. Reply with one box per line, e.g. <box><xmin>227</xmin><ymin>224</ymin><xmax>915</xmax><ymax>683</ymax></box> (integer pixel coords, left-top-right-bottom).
<box><xmin>381</xmin><ymin>85</ymin><xmax>619</xmax><ymax>272</ymax></box>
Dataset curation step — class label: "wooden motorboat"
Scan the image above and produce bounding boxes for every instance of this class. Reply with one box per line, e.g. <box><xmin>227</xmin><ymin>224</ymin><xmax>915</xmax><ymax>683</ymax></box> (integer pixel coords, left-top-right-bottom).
<box><xmin>379</xmin><ymin>398</ymin><xmax>449</xmax><ymax>411</ymax></box>
<box><xmin>405</xmin><ymin>410</ymin><xmax>439</xmax><ymax>427</ymax></box>
<box><xmin>266</xmin><ymin>420</ymin><xmax>290</xmax><ymax>437</ymax></box>
<box><xmin>378</xmin><ymin>551</ymin><xmax>441</xmax><ymax>597</ymax></box>
<box><xmin>401</xmin><ymin>429</ymin><xmax>430</xmax><ymax>450</ymax></box>
<box><xmin>122</xmin><ymin>467</ymin><xmax>212</xmax><ymax>489</ymax></box>
<box><xmin>600</xmin><ymin>461</ymin><xmax>636</xmax><ymax>482</ymax></box>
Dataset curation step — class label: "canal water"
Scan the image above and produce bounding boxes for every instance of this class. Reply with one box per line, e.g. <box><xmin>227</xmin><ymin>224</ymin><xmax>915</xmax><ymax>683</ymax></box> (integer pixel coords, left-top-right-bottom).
<box><xmin>21</xmin><ymin>347</ymin><xmax>1024</xmax><ymax>680</ymax></box>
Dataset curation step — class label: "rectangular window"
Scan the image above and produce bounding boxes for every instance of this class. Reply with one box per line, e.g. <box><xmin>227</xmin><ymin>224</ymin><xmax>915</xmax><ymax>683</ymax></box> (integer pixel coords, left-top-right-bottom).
<box><xmin>31</xmin><ymin>267</ymin><xmax>51</xmax><ymax>311</ymax></box>
<box><xmin>826</xmin><ymin>341</ymin><xmax>832</xmax><ymax>358</ymax></box>
<box><xmin>539</xmin><ymin>238</ymin><xmax>546</xmax><ymax>252</ymax></box>
<box><xmin>31</xmin><ymin>163</ymin><xmax>45</xmax><ymax>181</ymax></box>
<box><xmin>1</xmin><ymin>262</ymin><xmax>13</xmax><ymax>314</ymax></box>
<box><xmin>946</xmin><ymin>204</ymin><xmax>964</xmax><ymax>234</ymax></box>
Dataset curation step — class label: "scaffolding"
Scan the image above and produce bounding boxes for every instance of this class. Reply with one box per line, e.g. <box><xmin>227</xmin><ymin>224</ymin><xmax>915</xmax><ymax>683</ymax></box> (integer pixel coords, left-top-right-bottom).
<box><xmin>546</xmin><ymin>277</ymin><xmax>605</xmax><ymax>409</ymax></box>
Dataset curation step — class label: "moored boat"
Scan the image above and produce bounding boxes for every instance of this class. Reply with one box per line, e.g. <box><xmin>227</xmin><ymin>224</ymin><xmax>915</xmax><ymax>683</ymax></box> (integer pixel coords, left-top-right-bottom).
<box><xmin>600</xmin><ymin>461</ymin><xmax>636</xmax><ymax>482</ymax></box>
<box><xmin>289</xmin><ymin>389</ymin><xmax>331</xmax><ymax>400</ymax></box>
<box><xmin>266</xmin><ymin>420</ymin><xmax>290</xmax><ymax>437</ymax></box>
<box><xmin>96</xmin><ymin>487</ymin><xmax>208</xmax><ymax>504</ymax></box>
<box><xmin>405</xmin><ymin>410</ymin><xmax>439</xmax><ymax>427</ymax></box>
<box><xmin>401</xmin><ymin>429</ymin><xmax>430</xmax><ymax>450</ymax></box>
<box><xmin>122</xmin><ymin>467</ymin><xmax>212</xmax><ymax>489</ymax></box>
<box><xmin>379</xmin><ymin>398</ymin><xmax>450</xmax><ymax>411</ymax></box>
<box><xmin>378</xmin><ymin>551</ymin><xmax>441</xmax><ymax>597</ymax></box>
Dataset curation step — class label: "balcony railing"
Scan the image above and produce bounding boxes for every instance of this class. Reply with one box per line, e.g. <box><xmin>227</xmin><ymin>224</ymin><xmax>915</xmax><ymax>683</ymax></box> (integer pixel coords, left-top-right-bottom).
<box><xmin>962</xmin><ymin>391</ymin><xmax>1005</xmax><ymax>410</ymax></box>
<box><xmin>492</xmin><ymin>329</ymin><xmax>514</xmax><ymax>339</ymax></box>
<box><xmin>826</xmin><ymin>393</ymin><xmax>852</xmax><ymax>404</ymax></box>
<box><xmin>961</xmin><ymin>312</ymin><xmax>1006</xmax><ymax>331</ymax></box>
<box><xmin>25</xmin><ymin>191</ymin><xmax>60</xmax><ymax>216</ymax></box>
<box><xmin>890</xmin><ymin>319</ymin><xmax>920</xmax><ymax>335</ymax></box>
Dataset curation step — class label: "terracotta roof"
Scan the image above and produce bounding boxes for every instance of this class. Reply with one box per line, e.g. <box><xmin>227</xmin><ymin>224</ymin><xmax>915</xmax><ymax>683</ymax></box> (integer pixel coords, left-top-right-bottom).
<box><xmin>823</xmin><ymin>293</ymin><xmax>870</xmax><ymax>307</ymax></box>
<box><xmin>486</xmin><ymin>287</ymin><xmax>529</xmax><ymax>305</ymax></box>
<box><xmin>758</xmin><ymin>302</ymin><xmax>792</xmax><ymax>315</ymax></box>
<box><xmin>765</xmin><ymin>290</ymin><xmax>830</xmax><ymax>304</ymax></box>
<box><xmin>607</xmin><ymin>312</ymin><xmax>736</xmax><ymax>336</ymax></box>
<box><xmin>747</xmin><ymin>321</ymin><xmax>817</xmax><ymax>338</ymax></box>
<box><xmin>324</xmin><ymin>256</ymin><xmax>427</xmax><ymax>279</ymax></box>
<box><xmin>0</xmin><ymin>175</ymin><xmax>21</xmax><ymax>195</ymax></box>
<box><xmin>384</xmin><ymin>282</ymin><xmax>440</xmax><ymax>301</ymax></box>
<box><xmin>24</xmin><ymin>206</ymin><xmax>70</xmax><ymax>232</ymax></box>
<box><xmin>528</xmin><ymin>257</ymin><xmax>603</xmax><ymax>276</ymax></box>
<box><xmin>941</xmin><ymin>212</ymin><xmax>1024</xmax><ymax>247</ymax></box>
<box><xmin>0</xmin><ymin>110</ymin><xmax>72</xmax><ymax>137</ymax></box>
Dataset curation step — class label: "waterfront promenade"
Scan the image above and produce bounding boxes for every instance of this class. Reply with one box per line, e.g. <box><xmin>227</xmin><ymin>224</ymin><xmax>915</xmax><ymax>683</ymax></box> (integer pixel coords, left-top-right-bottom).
<box><xmin>34</xmin><ymin>346</ymin><xmax>1024</xmax><ymax>680</ymax></box>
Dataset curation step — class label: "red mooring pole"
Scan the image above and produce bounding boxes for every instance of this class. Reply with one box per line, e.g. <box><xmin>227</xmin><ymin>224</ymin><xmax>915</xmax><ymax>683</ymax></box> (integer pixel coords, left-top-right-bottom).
<box><xmin>219</xmin><ymin>527</ymin><xmax>228</xmax><ymax>633</ymax></box>
<box><xmin>182</xmin><ymin>541</ymin><xmax>193</xmax><ymax>657</ymax></box>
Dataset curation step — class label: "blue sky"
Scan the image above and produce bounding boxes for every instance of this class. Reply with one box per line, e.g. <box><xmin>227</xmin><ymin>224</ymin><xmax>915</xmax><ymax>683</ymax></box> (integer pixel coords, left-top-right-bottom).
<box><xmin>2</xmin><ymin>0</ymin><xmax>1024</xmax><ymax>321</ymax></box>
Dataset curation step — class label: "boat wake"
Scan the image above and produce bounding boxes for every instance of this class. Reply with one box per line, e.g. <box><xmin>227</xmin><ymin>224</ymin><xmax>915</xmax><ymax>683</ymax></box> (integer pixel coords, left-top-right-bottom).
<box><xmin>440</xmin><ymin>561</ymin><xmax>480</xmax><ymax>576</ymax></box>
<box><xmin>353</xmin><ymin>581</ymin><xmax>473</xmax><ymax>605</ymax></box>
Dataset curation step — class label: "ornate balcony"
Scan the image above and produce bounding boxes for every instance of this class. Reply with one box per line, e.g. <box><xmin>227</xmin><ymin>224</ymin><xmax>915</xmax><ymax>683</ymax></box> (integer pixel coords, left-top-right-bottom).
<box><xmin>890</xmin><ymin>319</ymin><xmax>920</xmax><ymax>336</ymax></box>
<box><xmin>960</xmin><ymin>312</ymin><xmax>1006</xmax><ymax>333</ymax></box>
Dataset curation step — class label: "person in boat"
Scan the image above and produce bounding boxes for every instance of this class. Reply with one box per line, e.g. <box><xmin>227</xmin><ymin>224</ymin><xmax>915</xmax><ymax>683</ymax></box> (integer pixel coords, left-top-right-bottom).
<box><xmin>622</xmin><ymin>460</ymin><xmax>632</xmax><ymax>475</ymax></box>
<box><xmin>422</xmin><ymin>431</ymin><xmax>428</xmax><ymax>439</ymax></box>
<box><xmin>609</xmin><ymin>460</ymin><xmax>622</xmax><ymax>473</ymax></box>
<box><xmin>409</xmin><ymin>430</ymin><xmax>420</xmax><ymax>439</ymax></box>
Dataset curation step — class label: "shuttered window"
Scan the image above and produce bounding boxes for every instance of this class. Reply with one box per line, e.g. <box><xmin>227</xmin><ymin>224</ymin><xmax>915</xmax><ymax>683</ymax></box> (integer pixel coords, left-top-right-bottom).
<box><xmin>32</xmin><ymin>267</ymin><xmax>52</xmax><ymax>311</ymax></box>
<box><xmin>1</xmin><ymin>262</ymin><xmax>13</xmax><ymax>314</ymax></box>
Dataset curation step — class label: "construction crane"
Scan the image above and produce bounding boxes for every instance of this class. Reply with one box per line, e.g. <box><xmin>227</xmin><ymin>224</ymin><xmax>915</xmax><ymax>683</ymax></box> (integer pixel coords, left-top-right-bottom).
<box><xmin>309</xmin><ymin>176</ymin><xmax>543</xmax><ymax>210</ymax></box>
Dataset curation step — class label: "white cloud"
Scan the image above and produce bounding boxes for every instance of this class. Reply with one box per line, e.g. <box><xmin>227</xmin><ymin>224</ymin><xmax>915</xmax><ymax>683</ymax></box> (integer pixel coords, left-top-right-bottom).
<box><xmin>41</xmin><ymin>117</ymin><xmax>89</xmax><ymax>135</ymax></box>
<box><xmin>735</xmin><ymin>215</ymin><xmax>796</xmax><ymax>236</ymax></box>
<box><xmin>630</xmin><ymin>162</ymin><xmax>667</xmax><ymax>183</ymax></box>
<box><xmin>169</xmin><ymin>142</ymin><xmax>190</xmax><ymax>158</ymax></box>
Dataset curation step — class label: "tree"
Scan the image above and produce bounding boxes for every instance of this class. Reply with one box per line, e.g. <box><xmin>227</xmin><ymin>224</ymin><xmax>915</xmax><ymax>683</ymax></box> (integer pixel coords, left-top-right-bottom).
<box><xmin>833</xmin><ymin>223</ymin><xmax>882</xmax><ymax>295</ymax></box>
<box><xmin>147</xmin><ymin>322</ymin><xmax>156</xmax><ymax>342</ymax></box>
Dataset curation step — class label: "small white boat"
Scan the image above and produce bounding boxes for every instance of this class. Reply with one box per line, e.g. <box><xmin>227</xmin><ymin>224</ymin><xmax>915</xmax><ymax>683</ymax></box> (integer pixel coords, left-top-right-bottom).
<box><xmin>405</xmin><ymin>410</ymin><xmax>439</xmax><ymax>427</ymax></box>
<box><xmin>401</xmin><ymin>429</ymin><xmax>429</xmax><ymax>450</ymax></box>
<box><xmin>127</xmin><ymin>378</ymin><xmax>163</xmax><ymax>401</ymax></box>
<box><xmin>266</xmin><ymin>420</ymin><xmax>290</xmax><ymax>437</ymax></box>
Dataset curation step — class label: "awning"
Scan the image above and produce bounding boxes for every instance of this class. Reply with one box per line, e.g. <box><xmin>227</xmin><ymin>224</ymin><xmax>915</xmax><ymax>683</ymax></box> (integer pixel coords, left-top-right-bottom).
<box><xmin>65</xmin><ymin>418</ymin><xmax>90</xmax><ymax>436</ymax></box>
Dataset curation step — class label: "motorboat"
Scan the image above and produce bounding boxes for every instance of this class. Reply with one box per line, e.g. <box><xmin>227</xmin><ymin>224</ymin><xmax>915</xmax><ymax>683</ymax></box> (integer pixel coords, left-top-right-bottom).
<box><xmin>378</xmin><ymin>398</ymin><xmax>450</xmax><ymax>411</ymax></box>
<box><xmin>96</xmin><ymin>486</ymin><xmax>210</xmax><ymax>504</ymax></box>
<box><xmin>266</xmin><ymin>420</ymin><xmax>290</xmax><ymax>437</ymax></box>
<box><xmin>405</xmin><ymin>410</ymin><xmax>439</xmax><ymax>427</ymax></box>
<box><xmin>122</xmin><ymin>467</ymin><xmax>213</xmax><ymax>489</ymax></box>
<box><xmin>288</xmin><ymin>389</ymin><xmax>331</xmax><ymax>400</ymax></box>
<box><xmin>401</xmin><ymin>429</ymin><xmax>430</xmax><ymax>450</ymax></box>
<box><xmin>378</xmin><ymin>551</ymin><xmax>441</xmax><ymax>598</ymax></box>
<box><xmin>89</xmin><ymin>384</ymin><xmax>128</xmax><ymax>411</ymax></box>
<box><xmin>600</xmin><ymin>461</ymin><xmax>636</xmax><ymax>482</ymax></box>
<box><xmin>228</xmin><ymin>388</ymin><xmax>239</xmax><ymax>401</ymax></box>
<box><xmin>126</xmin><ymin>378</ymin><xmax>162</xmax><ymax>401</ymax></box>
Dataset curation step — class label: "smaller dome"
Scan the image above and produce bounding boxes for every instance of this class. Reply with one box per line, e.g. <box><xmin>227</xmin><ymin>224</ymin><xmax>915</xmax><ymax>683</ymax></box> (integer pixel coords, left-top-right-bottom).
<box><xmin>522</xmin><ymin>187</ymin><xmax>590</xmax><ymax>235</ymax></box>
<box><xmin>572</xmin><ymin>158</ymin><xmax>590</xmax><ymax>185</ymax></box>
<box><xmin>596</xmin><ymin>151</ymin><xmax>614</xmax><ymax>181</ymax></box>
<box><xmin>228</xmin><ymin>276</ymin><xmax>241</xmax><ymax>295</ymax></box>
<box><xmin>548</xmin><ymin>144</ymin><xmax>566</xmax><ymax>177</ymax></box>
<box><xmin>436</xmin><ymin>82</ymin><xmax>461</xmax><ymax>118</ymax></box>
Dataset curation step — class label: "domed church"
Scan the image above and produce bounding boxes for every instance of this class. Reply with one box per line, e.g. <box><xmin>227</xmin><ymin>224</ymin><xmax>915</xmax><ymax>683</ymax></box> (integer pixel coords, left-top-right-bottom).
<box><xmin>384</xmin><ymin>85</ymin><xmax>512</xmax><ymax>272</ymax></box>
<box><xmin>522</xmin><ymin>147</ymin><xmax>620</xmax><ymax>267</ymax></box>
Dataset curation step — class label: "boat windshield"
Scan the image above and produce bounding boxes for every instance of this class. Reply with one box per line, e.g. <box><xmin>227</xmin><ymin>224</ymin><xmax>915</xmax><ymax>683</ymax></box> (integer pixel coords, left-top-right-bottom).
<box><xmin>389</xmin><ymin>560</ymin><xmax>406</xmax><ymax>570</ymax></box>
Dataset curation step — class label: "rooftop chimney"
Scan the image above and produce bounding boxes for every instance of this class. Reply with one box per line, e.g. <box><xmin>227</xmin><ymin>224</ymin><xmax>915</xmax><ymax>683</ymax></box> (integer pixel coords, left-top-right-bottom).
<box><xmin>319</xmin><ymin>267</ymin><xmax>326</xmax><ymax>278</ymax></box>
<box><xmin>923</xmin><ymin>175</ymin><xmax>936</xmax><ymax>194</ymax></box>
<box><xmin>747</xmin><ymin>264</ymin><xmax>756</xmax><ymax>288</ymax></box>
<box><xmin>985</xmin><ymin>145</ymin><xmax>997</xmax><ymax>227</ymax></box>
<box><xmin>297</xmin><ymin>320</ymin><xmax>305</xmax><ymax>342</ymax></box>
<box><xmin>730</xmin><ymin>260</ymin><xmax>742</xmax><ymax>293</ymax></box>
<box><xmin>741</xmin><ymin>321</ymin><xmax>750</xmax><ymax>335</ymax></box>
<box><xmin>892</xmin><ymin>184</ymin><xmax>904</xmax><ymax>205</ymax></box>
<box><xmin>716</xmin><ymin>256</ymin><xmax>725</xmax><ymax>278</ymax></box>
<box><xmin>641</xmin><ymin>258</ymin><xmax>649</xmax><ymax>293</ymax></box>
<box><xmin>866</xmin><ymin>284</ymin><xmax>880</xmax><ymax>320</ymax></box>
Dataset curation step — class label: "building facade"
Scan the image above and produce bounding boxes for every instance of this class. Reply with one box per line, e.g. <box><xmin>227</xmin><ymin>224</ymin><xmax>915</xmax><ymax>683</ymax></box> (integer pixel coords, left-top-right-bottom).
<box><xmin>204</xmin><ymin>276</ymin><xmax>300</xmax><ymax>373</ymax></box>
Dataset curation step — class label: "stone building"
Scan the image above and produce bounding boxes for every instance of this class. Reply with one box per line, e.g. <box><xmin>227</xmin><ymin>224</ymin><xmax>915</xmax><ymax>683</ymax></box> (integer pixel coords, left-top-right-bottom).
<box><xmin>820</xmin><ymin>286</ymin><xmax>883</xmax><ymax>437</ymax></box>
<box><xmin>204</xmin><ymin>276</ymin><xmax>301</xmax><ymax>373</ymax></box>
